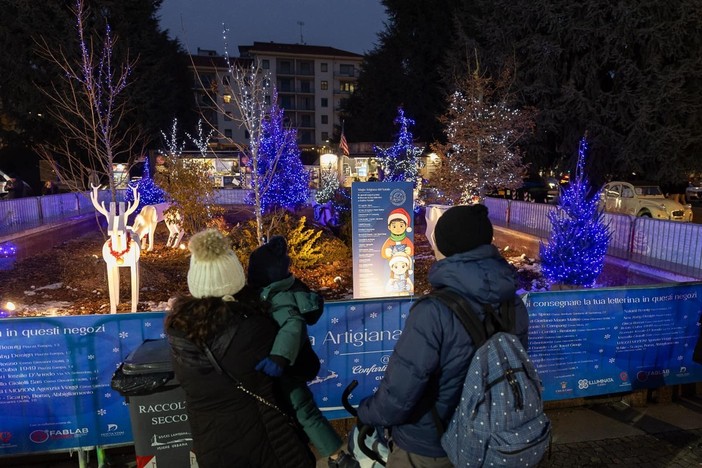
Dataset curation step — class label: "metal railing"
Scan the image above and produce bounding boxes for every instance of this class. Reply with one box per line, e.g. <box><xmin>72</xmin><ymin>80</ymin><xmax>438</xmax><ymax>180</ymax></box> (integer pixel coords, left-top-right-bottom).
<box><xmin>483</xmin><ymin>197</ymin><xmax>702</xmax><ymax>279</ymax></box>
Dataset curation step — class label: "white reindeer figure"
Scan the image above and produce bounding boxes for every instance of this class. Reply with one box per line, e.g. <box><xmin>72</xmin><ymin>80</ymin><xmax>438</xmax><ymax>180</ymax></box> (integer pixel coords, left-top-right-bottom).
<box><xmin>90</xmin><ymin>185</ymin><xmax>141</xmax><ymax>314</ymax></box>
<box><xmin>131</xmin><ymin>202</ymin><xmax>185</xmax><ymax>252</ymax></box>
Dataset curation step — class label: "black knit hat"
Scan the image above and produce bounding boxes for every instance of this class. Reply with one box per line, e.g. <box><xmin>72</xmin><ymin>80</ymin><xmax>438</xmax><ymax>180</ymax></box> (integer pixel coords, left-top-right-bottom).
<box><xmin>434</xmin><ymin>204</ymin><xmax>493</xmax><ymax>257</ymax></box>
<box><xmin>247</xmin><ymin>235</ymin><xmax>291</xmax><ymax>288</ymax></box>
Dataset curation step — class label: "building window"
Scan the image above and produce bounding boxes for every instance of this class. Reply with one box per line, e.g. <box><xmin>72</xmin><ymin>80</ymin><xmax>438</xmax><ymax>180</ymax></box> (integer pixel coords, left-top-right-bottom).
<box><xmin>224</xmin><ymin>129</ymin><xmax>232</xmax><ymax>138</ymax></box>
<box><xmin>321</xmin><ymin>115</ymin><xmax>328</xmax><ymax>124</ymax></box>
<box><xmin>265</xmin><ymin>95</ymin><xmax>271</xmax><ymax>105</ymax></box>
<box><xmin>339</xmin><ymin>64</ymin><xmax>355</xmax><ymax>75</ymax></box>
<box><xmin>321</xmin><ymin>62</ymin><xmax>328</xmax><ymax>72</ymax></box>
<box><xmin>322</xmin><ymin>131</ymin><xmax>329</xmax><ymax>140</ymax></box>
<box><xmin>321</xmin><ymin>97</ymin><xmax>328</xmax><ymax>107</ymax></box>
<box><xmin>222</xmin><ymin>75</ymin><xmax>230</xmax><ymax>86</ymax></box>
<box><xmin>223</xmin><ymin>94</ymin><xmax>232</xmax><ymax>103</ymax></box>
<box><xmin>245</xmin><ymin>130</ymin><xmax>250</xmax><ymax>139</ymax></box>
<box><xmin>340</xmin><ymin>82</ymin><xmax>356</xmax><ymax>93</ymax></box>
<box><xmin>321</xmin><ymin>80</ymin><xmax>328</xmax><ymax>90</ymax></box>
<box><xmin>224</xmin><ymin>111</ymin><xmax>233</xmax><ymax>121</ymax></box>
<box><xmin>262</xmin><ymin>59</ymin><xmax>270</xmax><ymax>69</ymax></box>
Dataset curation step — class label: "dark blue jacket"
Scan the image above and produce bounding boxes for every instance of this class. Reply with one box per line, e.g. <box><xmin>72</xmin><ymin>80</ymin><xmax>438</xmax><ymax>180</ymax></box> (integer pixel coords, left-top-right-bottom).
<box><xmin>357</xmin><ymin>244</ymin><xmax>529</xmax><ymax>458</ymax></box>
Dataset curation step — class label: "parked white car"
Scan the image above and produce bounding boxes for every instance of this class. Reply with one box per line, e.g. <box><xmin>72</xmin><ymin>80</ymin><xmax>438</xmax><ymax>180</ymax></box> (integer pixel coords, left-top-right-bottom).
<box><xmin>0</xmin><ymin>170</ymin><xmax>10</xmax><ymax>198</ymax></box>
<box><xmin>600</xmin><ymin>181</ymin><xmax>693</xmax><ymax>222</ymax></box>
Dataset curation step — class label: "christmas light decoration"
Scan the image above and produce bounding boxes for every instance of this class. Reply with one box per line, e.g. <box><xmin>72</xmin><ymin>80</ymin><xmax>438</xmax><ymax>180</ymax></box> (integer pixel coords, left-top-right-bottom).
<box><xmin>374</xmin><ymin>107</ymin><xmax>423</xmax><ymax>187</ymax></box>
<box><xmin>540</xmin><ymin>135</ymin><xmax>611</xmax><ymax>287</ymax></box>
<box><xmin>247</xmin><ymin>94</ymin><xmax>310</xmax><ymax>213</ymax></box>
<box><xmin>125</xmin><ymin>156</ymin><xmax>166</xmax><ymax>209</ymax></box>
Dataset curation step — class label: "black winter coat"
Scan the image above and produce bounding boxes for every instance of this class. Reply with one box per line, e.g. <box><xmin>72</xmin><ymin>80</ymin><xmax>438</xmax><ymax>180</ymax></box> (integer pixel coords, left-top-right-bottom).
<box><xmin>167</xmin><ymin>303</ymin><xmax>315</xmax><ymax>468</ymax></box>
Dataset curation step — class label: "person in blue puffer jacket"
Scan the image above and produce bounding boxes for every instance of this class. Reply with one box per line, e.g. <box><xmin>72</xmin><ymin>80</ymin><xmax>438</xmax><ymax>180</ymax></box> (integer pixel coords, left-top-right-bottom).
<box><xmin>357</xmin><ymin>204</ymin><xmax>529</xmax><ymax>467</ymax></box>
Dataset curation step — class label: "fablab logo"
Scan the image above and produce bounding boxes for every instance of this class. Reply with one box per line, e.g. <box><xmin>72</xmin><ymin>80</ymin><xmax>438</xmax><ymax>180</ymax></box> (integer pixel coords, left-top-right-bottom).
<box><xmin>29</xmin><ymin>430</ymin><xmax>49</xmax><ymax>444</ymax></box>
<box><xmin>636</xmin><ymin>369</ymin><xmax>670</xmax><ymax>382</ymax></box>
<box><xmin>0</xmin><ymin>431</ymin><xmax>12</xmax><ymax>444</ymax></box>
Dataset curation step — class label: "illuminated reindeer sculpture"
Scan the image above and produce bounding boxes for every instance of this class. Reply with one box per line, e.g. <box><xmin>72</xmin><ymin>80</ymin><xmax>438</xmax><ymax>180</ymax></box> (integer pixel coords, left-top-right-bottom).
<box><xmin>90</xmin><ymin>185</ymin><xmax>141</xmax><ymax>314</ymax></box>
<box><xmin>131</xmin><ymin>202</ymin><xmax>184</xmax><ymax>251</ymax></box>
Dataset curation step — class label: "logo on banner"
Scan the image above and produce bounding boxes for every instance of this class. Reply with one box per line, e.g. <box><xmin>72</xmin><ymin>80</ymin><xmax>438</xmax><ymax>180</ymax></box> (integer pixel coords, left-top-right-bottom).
<box><xmin>101</xmin><ymin>423</ymin><xmax>125</xmax><ymax>438</ymax></box>
<box><xmin>389</xmin><ymin>189</ymin><xmax>407</xmax><ymax>206</ymax></box>
<box><xmin>636</xmin><ymin>369</ymin><xmax>670</xmax><ymax>382</ymax></box>
<box><xmin>137</xmin><ymin>455</ymin><xmax>157</xmax><ymax>468</ymax></box>
<box><xmin>29</xmin><ymin>430</ymin><xmax>49</xmax><ymax>444</ymax></box>
<box><xmin>0</xmin><ymin>431</ymin><xmax>12</xmax><ymax>444</ymax></box>
<box><xmin>554</xmin><ymin>381</ymin><xmax>572</xmax><ymax>395</ymax></box>
<box><xmin>577</xmin><ymin>377</ymin><xmax>614</xmax><ymax>389</ymax></box>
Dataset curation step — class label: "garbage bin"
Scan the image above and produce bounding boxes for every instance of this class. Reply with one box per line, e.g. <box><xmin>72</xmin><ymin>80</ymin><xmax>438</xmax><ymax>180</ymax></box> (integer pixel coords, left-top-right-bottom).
<box><xmin>111</xmin><ymin>338</ymin><xmax>198</xmax><ymax>468</ymax></box>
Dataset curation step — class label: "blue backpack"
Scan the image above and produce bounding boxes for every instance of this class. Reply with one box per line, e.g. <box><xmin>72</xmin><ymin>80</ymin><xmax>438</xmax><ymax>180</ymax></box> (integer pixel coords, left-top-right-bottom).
<box><xmin>428</xmin><ymin>288</ymin><xmax>551</xmax><ymax>467</ymax></box>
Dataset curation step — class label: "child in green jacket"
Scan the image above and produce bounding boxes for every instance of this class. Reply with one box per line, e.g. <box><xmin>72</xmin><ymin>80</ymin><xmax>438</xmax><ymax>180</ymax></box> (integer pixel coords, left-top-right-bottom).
<box><xmin>248</xmin><ymin>236</ymin><xmax>358</xmax><ymax>468</ymax></box>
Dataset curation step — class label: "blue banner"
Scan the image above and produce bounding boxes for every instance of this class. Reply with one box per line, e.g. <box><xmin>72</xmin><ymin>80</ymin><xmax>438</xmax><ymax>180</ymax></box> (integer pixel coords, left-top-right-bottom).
<box><xmin>0</xmin><ymin>313</ymin><xmax>165</xmax><ymax>455</ymax></box>
<box><xmin>351</xmin><ymin>181</ymin><xmax>415</xmax><ymax>299</ymax></box>
<box><xmin>1</xmin><ymin>283</ymin><xmax>702</xmax><ymax>456</ymax></box>
<box><xmin>524</xmin><ymin>284</ymin><xmax>702</xmax><ymax>400</ymax></box>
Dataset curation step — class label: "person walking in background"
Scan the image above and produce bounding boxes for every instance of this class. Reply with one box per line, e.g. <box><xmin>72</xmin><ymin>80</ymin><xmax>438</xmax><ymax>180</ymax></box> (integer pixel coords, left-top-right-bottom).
<box><xmin>248</xmin><ymin>236</ymin><xmax>359</xmax><ymax>468</ymax></box>
<box><xmin>166</xmin><ymin>229</ymin><xmax>315</xmax><ymax>468</ymax></box>
<box><xmin>356</xmin><ymin>205</ymin><xmax>529</xmax><ymax>467</ymax></box>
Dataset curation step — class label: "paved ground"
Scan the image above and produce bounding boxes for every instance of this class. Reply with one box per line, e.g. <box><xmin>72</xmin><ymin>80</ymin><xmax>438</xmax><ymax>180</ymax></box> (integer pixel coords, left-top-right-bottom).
<box><xmin>4</xmin><ymin>396</ymin><xmax>701</xmax><ymax>467</ymax></box>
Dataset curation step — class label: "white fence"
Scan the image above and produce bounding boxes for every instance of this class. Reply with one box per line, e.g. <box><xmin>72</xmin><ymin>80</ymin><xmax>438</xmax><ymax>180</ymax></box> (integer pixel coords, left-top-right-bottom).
<box><xmin>484</xmin><ymin>197</ymin><xmax>702</xmax><ymax>279</ymax></box>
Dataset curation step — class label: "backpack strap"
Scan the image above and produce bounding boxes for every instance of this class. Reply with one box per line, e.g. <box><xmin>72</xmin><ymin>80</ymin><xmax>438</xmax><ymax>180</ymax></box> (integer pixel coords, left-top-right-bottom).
<box><xmin>426</xmin><ymin>288</ymin><xmax>515</xmax><ymax>435</ymax></box>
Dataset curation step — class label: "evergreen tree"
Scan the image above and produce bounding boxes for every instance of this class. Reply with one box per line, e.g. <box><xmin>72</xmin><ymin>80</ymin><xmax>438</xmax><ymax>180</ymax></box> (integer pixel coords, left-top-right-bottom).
<box><xmin>432</xmin><ymin>66</ymin><xmax>534</xmax><ymax>204</ymax></box>
<box><xmin>539</xmin><ymin>135</ymin><xmax>610</xmax><ymax>287</ymax></box>
<box><xmin>315</xmin><ymin>167</ymin><xmax>340</xmax><ymax>204</ymax></box>
<box><xmin>374</xmin><ymin>108</ymin><xmax>423</xmax><ymax>186</ymax></box>
<box><xmin>125</xmin><ymin>157</ymin><xmax>166</xmax><ymax>209</ymax></box>
<box><xmin>249</xmin><ymin>95</ymin><xmax>310</xmax><ymax>214</ymax></box>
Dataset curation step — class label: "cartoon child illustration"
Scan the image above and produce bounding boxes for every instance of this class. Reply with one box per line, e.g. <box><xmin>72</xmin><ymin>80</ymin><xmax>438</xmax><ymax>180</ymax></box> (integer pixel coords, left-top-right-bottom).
<box><xmin>381</xmin><ymin>207</ymin><xmax>414</xmax><ymax>260</ymax></box>
<box><xmin>386</xmin><ymin>251</ymin><xmax>414</xmax><ymax>295</ymax></box>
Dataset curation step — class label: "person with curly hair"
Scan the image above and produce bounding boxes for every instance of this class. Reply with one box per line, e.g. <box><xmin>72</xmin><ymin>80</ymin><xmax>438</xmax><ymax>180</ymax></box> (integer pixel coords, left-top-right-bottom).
<box><xmin>166</xmin><ymin>229</ymin><xmax>315</xmax><ymax>468</ymax></box>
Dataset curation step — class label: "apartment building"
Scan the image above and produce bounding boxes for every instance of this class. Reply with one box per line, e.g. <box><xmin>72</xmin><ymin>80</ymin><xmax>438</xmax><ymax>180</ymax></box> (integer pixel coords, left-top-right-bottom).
<box><xmin>190</xmin><ymin>42</ymin><xmax>363</xmax><ymax>149</ymax></box>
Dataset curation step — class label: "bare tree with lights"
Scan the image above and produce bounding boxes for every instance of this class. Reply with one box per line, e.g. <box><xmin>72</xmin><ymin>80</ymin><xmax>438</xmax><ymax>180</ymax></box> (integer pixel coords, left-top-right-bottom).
<box><xmin>34</xmin><ymin>0</ymin><xmax>142</xmax><ymax>202</ymax></box>
<box><xmin>432</xmin><ymin>60</ymin><xmax>535</xmax><ymax>204</ymax></box>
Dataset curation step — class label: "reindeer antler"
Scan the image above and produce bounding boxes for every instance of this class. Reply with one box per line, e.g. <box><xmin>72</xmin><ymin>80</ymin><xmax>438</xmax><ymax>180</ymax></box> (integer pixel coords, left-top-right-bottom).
<box><xmin>124</xmin><ymin>185</ymin><xmax>140</xmax><ymax>218</ymax></box>
<box><xmin>90</xmin><ymin>185</ymin><xmax>109</xmax><ymax>217</ymax></box>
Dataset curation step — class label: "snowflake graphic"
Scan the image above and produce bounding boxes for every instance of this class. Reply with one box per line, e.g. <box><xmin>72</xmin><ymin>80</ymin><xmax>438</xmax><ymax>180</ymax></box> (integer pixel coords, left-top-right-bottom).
<box><xmin>614</xmin><ymin>326</ymin><xmax>618</xmax><ymax>330</ymax></box>
<box><xmin>334</xmin><ymin>350</ymin><xmax>340</xmax><ymax>355</ymax></box>
<box><xmin>145</xmin><ymin>322</ymin><xmax>152</xmax><ymax>327</ymax></box>
<box><xmin>350</xmin><ymin>306</ymin><xmax>356</xmax><ymax>312</ymax></box>
<box><xmin>105</xmin><ymin>393</ymin><xmax>112</xmax><ymax>398</ymax></box>
<box><xmin>599</xmin><ymin>349</ymin><xmax>604</xmax><ymax>353</ymax></box>
<box><xmin>386</xmin><ymin>305</ymin><xmax>393</xmax><ymax>310</ymax></box>
<box><xmin>594</xmin><ymin>365</ymin><xmax>599</xmax><ymax>369</ymax></box>
<box><xmin>331</xmin><ymin>317</ymin><xmax>339</xmax><ymax>324</ymax></box>
<box><xmin>119</xmin><ymin>331</ymin><xmax>129</xmax><ymax>339</ymax></box>
<box><xmin>354</xmin><ymin>358</ymin><xmax>360</xmax><ymax>363</ymax></box>
<box><xmin>683</xmin><ymin>315</ymin><xmax>688</xmax><ymax>320</ymax></box>
<box><xmin>320</xmin><ymin>359</ymin><xmax>325</xmax><ymax>364</ymax></box>
<box><xmin>112</xmin><ymin>347</ymin><xmax>120</xmax><ymax>353</ymax></box>
<box><xmin>159</xmin><ymin>333</ymin><xmax>166</xmax><ymax>338</ymax></box>
<box><xmin>370</xmin><ymin>312</ymin><xmax>378</xmax><ymax>319</ymax></box>
<box><xmin>122</xmin><ymin>401</ymin><xmax>128</xmax><ymax>406</ymax></box>
<box><xmin>604</xmin><ymin>334</ymin><xmax>611</xmax><ymax>340</ymax></box>
<box><xmin>373</xmin><ymin>387</ymin><xmax>378</xmax><ymax>393</ymax></box>
<box><xmin>608</xmin><ymin>358</ymin><xmax>615</xmax><ymax>363</ymax></box>
<box><xmin>401</xmin><ymin>313</ymin><xmax>407</xmax><ymax>319</ymax></box>
<box><xmin>88</xmin><ymin>355</ymin><xmax>95</xmax><ymax>360</ymax></box>
<box><xmin>322</xmin><ymin>396</ymin><xmax>328</xmax><ymax>402</ymax></box>
<box><xmin>677</xmin><ymin>355</ymin><xmax>684</xmax><ymax>361</ymax></box>
<box><xmin>97</xmin><ymin>409</ymin><xmax>106</xmax><ymax>416</ymax></box>
<box><xmin>337</xmin><ymin>382</ymin><xmax>343</xmax><ymax>387</ymax></box>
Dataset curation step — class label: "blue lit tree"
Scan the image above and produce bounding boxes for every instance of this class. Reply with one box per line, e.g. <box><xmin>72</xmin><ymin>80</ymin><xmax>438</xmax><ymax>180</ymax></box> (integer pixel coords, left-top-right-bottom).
<box><xmin>539</xmin><ymin>135</ymin><xmax>610</xmax><ymax>287</ymax></box>
<box><xmin>247</xmin><ymin>93</ymin><xmax>310</xmax><ymax>214</ymax></box>
<box><xmin>125</xmin><ymin>157</ymin><xmax>166</xmax><ymax>209</ymax></box>
<box><xmin>374</xmin><ymin>107</ymin><xmax>424</xmax><ymax>187</ymax></box>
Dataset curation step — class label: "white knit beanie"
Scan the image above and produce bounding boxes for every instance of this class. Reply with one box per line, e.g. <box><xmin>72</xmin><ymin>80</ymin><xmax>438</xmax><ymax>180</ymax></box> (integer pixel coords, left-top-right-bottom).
<box><xmin>187</xmin><ymin>229</ymin><xmax>245</xmax><ymax>299</ymax></box>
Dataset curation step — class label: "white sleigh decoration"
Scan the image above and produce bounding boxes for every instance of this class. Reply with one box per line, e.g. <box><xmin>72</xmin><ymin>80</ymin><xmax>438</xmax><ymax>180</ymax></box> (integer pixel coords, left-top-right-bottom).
<box><xmin>90</xmin><ymin>186</ymin><xmax>141</xmax><ymax>314</ymax></box>
<box><xmin>131</xmin><ymin>202</ymin><xmax>184</xmax><ymax>251</ymax></box>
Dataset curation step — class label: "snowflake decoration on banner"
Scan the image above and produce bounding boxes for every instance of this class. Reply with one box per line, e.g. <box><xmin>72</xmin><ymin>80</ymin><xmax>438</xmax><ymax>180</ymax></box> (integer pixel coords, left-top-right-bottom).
<box><xmin>354</xmin><ymin>358</ymin><xmax>360</xmax><ymax>363</ymax></box>
<box><xmin>320</xmin><ymin>359</ymin><xmax>325</xmax><ymax>364</ymax></box>
<box><xmin>599</xmin><ymin>349</ymin><xmax>604</xmax><ymax>353</ymax></box>
<box><xmin>145</xmin><ymin>322</ymin><xmax>152</xmax><ymax>327</ymax></box>
<box><xmin>112</xmin><ymin>347</ymin><xmax>119</xmax><ymax>353</ymax></box>
<box><xmin>678</xmin><ymin>355</ymin><xmax>684</xmax><ymax>361</ymax></box>
<box><xmin>604</xmin><ymin>334</ymin><xmax>611</xmax><ymax>339</ymax></box>
<box><xmin>322</xmin><ymin>396</ymin><xmax>328</xmax><ymax>402</ymax></box>
<box><xmin>350</xmin><ymin>306</ymin><xmax>356</xmax><ymax>312</ymax></box>
<box><xmin>159</xmin><ymin>333</ymin><xmax>166</xmax><ymax>338</ymax></box>
<box><xmin>331</xmin><ymin>317</ymin><xmax>339</xmax><ymax>324</ymax></box>
<box><xmin>401</xmin><ymin>313</ymin><xmax>407</xmax><ymax>319</ymax></box>
<box><xmin>608</xmin><ymin>358</ymin><xmax>615</xmax><ymax>363</ymax></box>
<box><xmin>386</xmin><ymin>305</ymin><xmax>393</xmax><ymax>310</ymax></box>
<box><xmin>334</xmin><ymin>350</ymin><xmax>340</xmax><ymax>356</ymax></box>
<box><xmin>594</xmin><ymin>365</ymin><xmax>599</xmax><ymax>369</ymax></box>
<box><xmin>119</xmin><ymin>331</ymin><xmax>129</xmax><ymax>339</ymax></box>
<box><xmin>97</xmin><ymin>409</ymin><xmax>107</xmax><ymax>416</ymax></box>
<box><xmin>88</xmin><ymin>355</ymin><xmax>95</xmax><ymax>360</ymax></box>
<box><xmin>373</xmin><ymin>387</ymin><xmax>378</xmax><ymax>393</ymax></box>
<box><xmin>105</xmin><ymin>393</ymin><xmax>112</xmax><ymax>398</ymax></box>
<box><xmin>337</xmin><ymin>382</ymin><xmax>343</xmax><ymax>387</ymax></box>
<box><xmin>370</xmin><ymin>312</ymin><xmax>378</xmax><ymax>319</ymax></box>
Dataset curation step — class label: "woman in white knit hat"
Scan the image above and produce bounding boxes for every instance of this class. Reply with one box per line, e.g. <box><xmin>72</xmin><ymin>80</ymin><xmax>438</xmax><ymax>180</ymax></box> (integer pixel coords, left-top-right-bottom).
<box><xmin>166</xmin><ymin>229</ymin><xmax>315</xmax><ymax>468</ymax></box>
